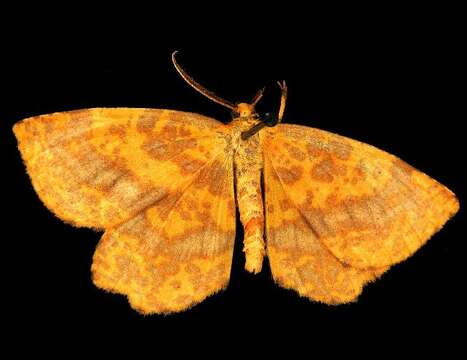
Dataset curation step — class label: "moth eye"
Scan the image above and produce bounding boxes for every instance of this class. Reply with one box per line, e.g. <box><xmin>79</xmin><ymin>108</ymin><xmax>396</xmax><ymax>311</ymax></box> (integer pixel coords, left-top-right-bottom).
<box><xmin>262</xmin><ymin>112</ymin><xmax>279</xmax><ymax>127</ymax></box>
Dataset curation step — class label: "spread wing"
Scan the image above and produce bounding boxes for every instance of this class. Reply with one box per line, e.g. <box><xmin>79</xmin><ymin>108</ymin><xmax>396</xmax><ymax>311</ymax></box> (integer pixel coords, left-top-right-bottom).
<box><xmin>14</xmin><ymin>108</ymin><xmax>236</xmax><ymax>313</ymax></box>
<box><xmin>260</xmin><ymin>123</ymin><xmax>458</xmax><ymax>303</ymax></box>
<box><xmin>92</xmin><ymin>153</ymin><xmax>235</xmax><ymax>313</ymax></box>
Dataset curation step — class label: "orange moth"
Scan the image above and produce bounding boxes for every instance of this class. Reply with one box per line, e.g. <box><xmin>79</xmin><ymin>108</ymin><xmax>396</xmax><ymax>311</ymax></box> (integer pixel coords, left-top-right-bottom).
<box><xmin>13</xmin><ymin>52</ymin><xmax>459</xmax><ymax>313</ymax></box>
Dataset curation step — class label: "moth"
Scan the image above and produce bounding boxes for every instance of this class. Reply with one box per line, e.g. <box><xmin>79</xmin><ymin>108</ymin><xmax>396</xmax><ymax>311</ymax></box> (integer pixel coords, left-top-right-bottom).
<box><xmin>13</xmin><ymin>52</ymin><xmax>459</xmax><ymax>314</ymax></box>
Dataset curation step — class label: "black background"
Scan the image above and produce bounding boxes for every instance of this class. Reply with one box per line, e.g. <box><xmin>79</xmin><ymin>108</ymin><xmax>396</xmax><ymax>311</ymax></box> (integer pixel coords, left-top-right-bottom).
<box><xmin>1</xmin><ymin>4</ymin><xmax>465</xmax><ymax>351</ymax></box>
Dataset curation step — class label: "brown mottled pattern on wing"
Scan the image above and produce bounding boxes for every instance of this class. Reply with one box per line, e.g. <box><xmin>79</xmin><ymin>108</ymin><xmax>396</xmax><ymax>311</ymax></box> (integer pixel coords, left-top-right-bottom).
<box><xmin>263</xmin><ymin>155</ymin><xmax>388</xmax><ymax>304</ymax></box>
<box><xmin>261</xmin><ymin>124</ymin><xmax>458</xmax><ymax>270</ymax></box>
<box><xmin>13</xmin><ymin>108</ymin><xmax>229</xmax><ymax>228</ymax></box>
<box><xmin>92</xmin><ymin>153</ymin><xmax>235</xmax><ymax>313</ymax></box>
<box><xmin>14</xmin><ymin>108</ymin><xmax>236</xmax><ymax>313</ymax></box>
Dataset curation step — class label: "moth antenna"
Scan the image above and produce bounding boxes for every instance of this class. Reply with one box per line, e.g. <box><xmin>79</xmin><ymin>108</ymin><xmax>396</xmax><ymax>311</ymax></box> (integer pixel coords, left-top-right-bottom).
<box><xmin>277</xmin><ymin>80</ymin><xmax>288</xmax><ymax>123</ymax></box>
<box><xmin>172</xmin><ymin>51</ymin><xmax>236</xmax><ymax>111</ymax></box>
<box><xmin>251</xmin><ymin>86</ymin><xmax>266</xmax><ymax>106</ymax></box>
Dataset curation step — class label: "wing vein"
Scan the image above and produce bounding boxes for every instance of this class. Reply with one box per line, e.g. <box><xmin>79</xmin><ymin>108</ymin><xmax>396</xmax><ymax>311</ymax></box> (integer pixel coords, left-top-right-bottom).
<box><xmin>264</xmin><ymin>153</ymin><xmax>321</xmax><ymax>240</ymax></box>
<box><xmin>159</xmin><ymin>149</ymin><xmax>231</xmax><ymax>233</ymax></box>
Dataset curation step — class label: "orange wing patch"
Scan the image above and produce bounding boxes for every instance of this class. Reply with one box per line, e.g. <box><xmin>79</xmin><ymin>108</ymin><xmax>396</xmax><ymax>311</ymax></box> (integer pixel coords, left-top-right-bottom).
<box><xmin>14</xmin><ymin>108</ymin><xmax>236</xmax><ymax>313</ymax></box>
<box><xmin>261</xmin><ymin>124</ymin><xmax>459</xmax><ymax>271</ymax></box>
<box><xmin>13</xmin><ymin>108</ymin><xmax>230</xmax><ymax>229</ymax></box>
<box><xmin>92</xmin><ymin>154</ymin><xmax>235</xmax><ymax>313</ymax></box>
<box><xmin>264</xmin><ymin>156</ymin><xmax>388</xmax><ymax>304</ymax></box>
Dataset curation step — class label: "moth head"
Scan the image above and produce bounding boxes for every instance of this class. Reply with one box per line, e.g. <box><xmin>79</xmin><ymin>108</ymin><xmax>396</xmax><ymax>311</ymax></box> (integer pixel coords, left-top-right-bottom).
<box><xmin>172</xmin><ymin>51</ymin><xmax>263</xmax><ymax>119</ymax></box>
<box><xmin>172</xmin><ymin>51</ymin><xmax>287</xmax><ymax>139</ymax></box>
<box><xmin>235</xmin><ymin>103</ymin><xmax>256</xmax><ymax>118</ymax></box>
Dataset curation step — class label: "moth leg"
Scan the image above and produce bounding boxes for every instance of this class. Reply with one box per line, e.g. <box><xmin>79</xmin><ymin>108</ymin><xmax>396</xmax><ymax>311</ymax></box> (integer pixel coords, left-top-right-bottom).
<box><xmin>241</xmin><ymin>81</ymin><xmax>288</xmax><ymax>140</ymax></box>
